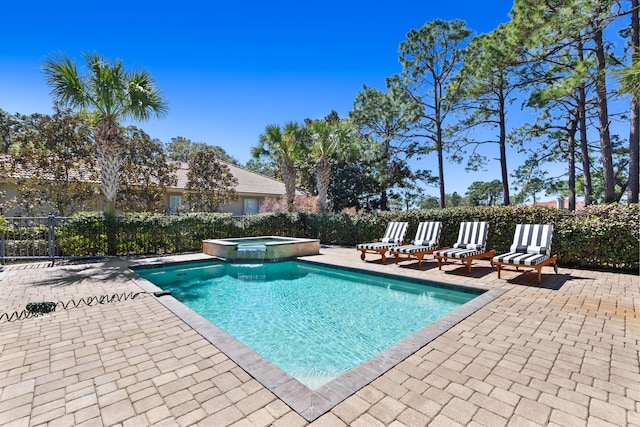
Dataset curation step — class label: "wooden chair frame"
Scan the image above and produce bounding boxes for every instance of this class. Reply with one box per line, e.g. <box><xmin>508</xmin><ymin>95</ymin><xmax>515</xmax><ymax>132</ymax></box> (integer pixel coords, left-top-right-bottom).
<box><xmin>434</xmin><ymin>249</ymin><xmax>497</xmax><ymax>273</ymax></box>
<box><xmin>390</xmin><ymin>245</ymin><xmax>440</xmax><ymax>267</ymax></box>
<box><xmin>494</xmin><ymin>254</ymin><xmax>558</xmax><ymax>284</ymax></box>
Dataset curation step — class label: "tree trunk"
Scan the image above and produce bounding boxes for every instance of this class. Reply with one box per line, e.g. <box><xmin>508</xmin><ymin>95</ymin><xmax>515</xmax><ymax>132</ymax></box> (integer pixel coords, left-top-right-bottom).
<box><xmin>568</xmin><ymin>117</ymin><xmax>578</xmax><ymax>211</ymax></box>
<box><xmin>316</xmin><ymin>156</ymin><xmax>331</xmax><ymax>213</ymax></box>
<box><xmin>434</xmin><ymin>83</ymin><xmax>446</xmax><ymax>209</ymax></box>
<box><xmin>96</xmin><ymin>148</ymin><xmax>123</xmax><ymax>215</ymax></box>
<box><xmin>498</xmin><ymin>87</ymin><xmax>510</xmax><ymax>206</ymax></box>
<box><xmin>380</xmin><ymin>140</ymin><xmax>391</xmax><ymax>211</ymax></box>
<box><xmin>593</xmin><ymin>17</ymin><xmax>616</xmax><ymax>203</ymax></box>
<box><xmin>629</xmin><ymin>0</ymin><xmax>640</xmax><ymax>204</ymax></box>
<box><xmin>94</xmin><ymin>119</ymin><xmax>125</xmax><ymax>215</ymax></box>
<box><xmin>280</xmin><ymin>157</ymin><xmax>297</xmax><ymax>212</ymax></box>
<box><xmin>380</xmin><ymin>189</ymin><xmax>388</xmax><ymax>211</ymax></box>
<box><xmin>578</xmin><ymin>81</ymin><xmax>593</xmax><ymax>205</ymax></box>
<box><xmin>630</xmin><ymin>99</ymin><xmax>639</xmax><ymax>204</ymax></box>
<box><xmin>437</xmin><ymin>139</ymin><xmax>445</xmax><ymax>209</ymax></box>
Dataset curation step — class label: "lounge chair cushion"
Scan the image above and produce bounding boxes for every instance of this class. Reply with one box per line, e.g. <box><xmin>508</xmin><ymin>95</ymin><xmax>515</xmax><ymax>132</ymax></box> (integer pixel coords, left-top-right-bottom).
<box><xmin>411</xmin><ymin>239</ymin><xmax>438</xmax><ymax>247</ymax></box>
<box><xmin>508</xmin><ymin>224</ymin><xmax>553</xmax><ymax>255</ymax></box>
<box><xmin>434</xmin><ymin>248</ymin><xmax>483</xmax><ymax>259</ymax></box>
<box><xmin>392</xmin><ymin>243</ymin><xmax>438</xmax><ymax>254</ymax></box>
<box><xmin>434</xmin><ymin>221</ymin><xmax>490</xmax><ymax>260</ymax></box>
<box><xmin>357</xmin><ymin>242</ymin><xmax>396</xmax><ymax>250</ymax></box>
<box><xmin>493</xmin><ymin>251</ymin><xmax>550</xmax><ymax>266</ymax></box>
<box><xmin>411</xmin><ymin>222</ymin><xmax>442</xmax><ymax>246</ymax></box>
<box><xmin>380</xmin><ymin>237</ymin><xmax>401</xmax><ymax>243</ymax></box>
<box><xmin>378</xmin><ymin>222</ymin><xmax>408</xmax><ymax>244</ymax></box>
<box><xmin>357</xmin><ymin>221</ymin><xmax>408</xmax><ymax>250</ymax></box>
<box><xmin>454</xmin><ymin>222</ymin><xmax>489</xmax><ymax>250</ymax></box>
<box><xmin>453</xmin><ymin>242</ymin><xmax>484</xmax><ymax>251</ymax></box>
<box><xmin>511</xmin><ymin>245</ymin><xmax>550</xmax><ymax>255</ymax></box>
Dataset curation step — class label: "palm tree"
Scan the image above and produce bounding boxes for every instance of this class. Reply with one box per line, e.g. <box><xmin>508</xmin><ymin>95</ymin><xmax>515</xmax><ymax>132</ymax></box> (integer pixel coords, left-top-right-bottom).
<box><xmin>252</xmin><ymin>122</ymin><xmax>301</xmax><ymax>212</ymax></box>
<box><xmin>43</xmin><ymin>52</ymin><xmax>168</xmax><ymax>215</ymax></box>
<box><xmin>307</xmin><ymin>118</ymin><xmax>355</xmax><ymax>213</ymax></box>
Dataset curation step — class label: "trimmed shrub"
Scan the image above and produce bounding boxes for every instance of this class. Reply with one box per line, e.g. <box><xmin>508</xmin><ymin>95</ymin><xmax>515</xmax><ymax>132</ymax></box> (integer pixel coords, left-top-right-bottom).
<box><xmin>240</xmin><ymin>213</ymin><xmax>305</xmax><ymax>237</ymax></box>
<box><xmin>554</xmin><ymin>204</ymin><xmax>638</xmax><ymax>270</ymax></box>
<box><xmin>56</xmin><ymin>212</ymin><xmax>238</xmax><ymax>256</ymax></box>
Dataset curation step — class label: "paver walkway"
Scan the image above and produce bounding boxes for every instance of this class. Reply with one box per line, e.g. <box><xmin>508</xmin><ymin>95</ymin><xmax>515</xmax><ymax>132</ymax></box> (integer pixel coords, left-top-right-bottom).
<box><xmin>0</xmin><ymin>247</ymin><xmax>638</xmax><ymax>426</ymax></box>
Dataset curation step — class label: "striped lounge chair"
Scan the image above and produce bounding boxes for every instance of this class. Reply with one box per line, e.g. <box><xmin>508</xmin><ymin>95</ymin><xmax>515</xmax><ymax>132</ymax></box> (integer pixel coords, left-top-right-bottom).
<box><xmin>389</xmin><ymin>221</ymin><xmax>442</xmax><ymax>267</ymax></box>
<box><xmin>433</xmin><ymin>222</ymin><xmax>496</xmax><ymax>273</ymax></box>
<box><xmin>493</xmin><ymin>224</ymin><xmax>558</xmax><ymax>284</ymax></box>
<box><xmin>356</xmin><ymin>221</ymin><xmax>408</xmax><ymax>263</ymax></box>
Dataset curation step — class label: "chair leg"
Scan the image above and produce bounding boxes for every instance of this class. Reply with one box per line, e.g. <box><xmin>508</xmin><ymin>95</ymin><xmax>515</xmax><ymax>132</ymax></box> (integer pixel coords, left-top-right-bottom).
<box><xmin>359</xmin><ymin>250</ymin><xmax>365</xmax><ymax>261</ymax></box>
<box><xmin>496</xmin><ymin>263</ymin><xmax>502</xmax><ymax>279</ymax></box>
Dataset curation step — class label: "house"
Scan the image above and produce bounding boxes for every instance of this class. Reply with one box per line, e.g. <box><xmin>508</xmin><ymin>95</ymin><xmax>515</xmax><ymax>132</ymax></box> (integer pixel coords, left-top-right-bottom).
<box><xmin>0</xmin><ymin>156</ymin><xmax>290</xmax><ymax>216</ymax></box>
<box><xmin>167</xmin><ymin>161</ymin><xmax>289</xmax><ymax>216</ymax></box>
<box><xmin>533</xmin><ymin>198</ymin><xmax>586</xmax><ymax>210</ymax></box>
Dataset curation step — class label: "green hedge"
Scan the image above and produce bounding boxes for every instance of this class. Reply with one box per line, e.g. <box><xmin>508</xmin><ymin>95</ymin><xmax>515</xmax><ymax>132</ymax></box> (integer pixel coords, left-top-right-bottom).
<box><xmin>56</xmin><ymin>212</ymin><xmax>240</xmax><ymax>256</ymax></box>
<box><xmin>52</xmin><ymin>204</ymin><xmax>638</xmax><ymax>271</ymax></box>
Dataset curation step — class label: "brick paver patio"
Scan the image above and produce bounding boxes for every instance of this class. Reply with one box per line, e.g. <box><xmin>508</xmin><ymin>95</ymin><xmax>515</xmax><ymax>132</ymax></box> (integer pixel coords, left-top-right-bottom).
<box><xmin>0</xmin><ymin>247</ymin><xmax>638</xmax><ymax>426</ymax></box>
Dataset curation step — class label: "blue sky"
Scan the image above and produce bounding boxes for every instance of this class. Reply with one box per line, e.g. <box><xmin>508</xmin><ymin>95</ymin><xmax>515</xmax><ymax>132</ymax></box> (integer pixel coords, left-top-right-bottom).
<box><xmin>1</xmin><ymin>1</ymin><xmax>628</xmax><ymax>200</ymax></box>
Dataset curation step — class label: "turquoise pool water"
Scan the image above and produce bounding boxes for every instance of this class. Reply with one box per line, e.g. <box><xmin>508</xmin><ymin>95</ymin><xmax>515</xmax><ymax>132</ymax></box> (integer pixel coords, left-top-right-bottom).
<box><xmin>228</xmin><ymin>237</ymin><xmax>294</xmax><ymax>246</ymax></box>
<box><xmin>135</xmin><ymin>260</ymin><xmax>480</xmax><ymax>389</ymax></box>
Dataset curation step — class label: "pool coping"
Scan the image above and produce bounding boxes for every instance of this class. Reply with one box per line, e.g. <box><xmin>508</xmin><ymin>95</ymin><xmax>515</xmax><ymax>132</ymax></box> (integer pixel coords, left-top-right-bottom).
<box><xmin>129</xmin><ymin>257</ymin><xmax>507</xmax><ymax>422</ymax></box>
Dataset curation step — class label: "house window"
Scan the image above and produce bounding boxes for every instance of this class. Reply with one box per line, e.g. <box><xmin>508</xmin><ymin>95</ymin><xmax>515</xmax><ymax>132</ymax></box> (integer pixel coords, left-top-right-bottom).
<box><xmin>169</xmin><ymin>196</ymin><xmax>182</xmax><ymax>214</ymax></box>
<box><xmin>243</xmin><ymin>198</ymin><xmax>259</xmax><ymax>215</ymax></box>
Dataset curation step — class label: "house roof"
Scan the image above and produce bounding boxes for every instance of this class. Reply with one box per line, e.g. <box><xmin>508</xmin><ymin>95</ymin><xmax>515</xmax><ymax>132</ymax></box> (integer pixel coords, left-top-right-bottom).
<box><xmin>1</xmin><ymin>155</ymin><xmax>289</xmax><ymax>197</ymax></box>
<box><xmin>0</xmin><ymin>155</ymin><xmax>98</xmax><ymax>183</ymax></box>
<box><xmin>532</xmin><ymin>198</ymin><xmax>586</xmax><ymax>210</ymax></box>
<box><xmin>169</xmin><ymin>161</ymin><xmax>287</xmax><ymax>196</ymax></box>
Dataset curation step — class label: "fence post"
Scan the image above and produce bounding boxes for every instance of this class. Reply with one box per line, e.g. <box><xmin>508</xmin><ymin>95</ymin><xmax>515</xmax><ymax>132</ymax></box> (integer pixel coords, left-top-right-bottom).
<box><xmin>0</xmin><ymin>206</ymin><xmax>3</xmax><ymax>265</ymax></box>
<box><xmin>0</xmin><ymin>225</ymin><xmax>4</xmax><ymax>265</ymax></box>
<box><xmin>48</xmin><ymin>214</ymin><xmax>57</xmax><ymax>265</ymax></box>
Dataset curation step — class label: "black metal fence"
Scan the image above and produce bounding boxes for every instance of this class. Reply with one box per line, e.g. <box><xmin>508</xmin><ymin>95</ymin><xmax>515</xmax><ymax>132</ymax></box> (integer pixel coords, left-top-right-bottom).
<box><xmin>0</xmin><ymin>215</ymin><xmax>101</xmax><ymax>264</ymax></box>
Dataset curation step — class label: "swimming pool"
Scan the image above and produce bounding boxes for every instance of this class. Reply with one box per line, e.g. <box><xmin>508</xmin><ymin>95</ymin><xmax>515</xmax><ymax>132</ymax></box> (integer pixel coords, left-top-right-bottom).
<box><xmin>132</xmin><ymin>258</ymin><xmax>504</xmax><ymax>421</ymax></box>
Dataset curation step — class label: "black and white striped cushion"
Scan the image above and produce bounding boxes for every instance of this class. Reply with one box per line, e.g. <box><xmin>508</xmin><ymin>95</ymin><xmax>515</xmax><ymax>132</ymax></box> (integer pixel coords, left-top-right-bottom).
<box><xmin>493</xmin><ymin>251</ymin><xmax>549</xmax><ymax>266</ymax></box>
<box><xmin>453</xmin><ymin>222</ymin><xmax>489</xmax><ymax>251</ymax></box>
<box><xmin>434</xmin><ymin>247</ymin><xmax>482</xmax><ymax>259</ymax></box>
<box><xmin>493</xmin><ymin>224</ymin><xmax>553</xmax><ymax>266</ymax></box>
<box><xmin>357</xmin><ymin>221</ymin><xmax>408</xmax><ymax>249</ymax></box>
<box><xmin>357</xmin><ymin>242</ymin><xmax>397</xmax><ymax>250</ymax></box>
<box><xmin>411</xmin><ymin>221</ymin><xmax>442</xmax><ymax>246</ymax></box>
<box><xmin>379</xmin><ymin>221</ymin><xmax>408</xmax><ymax>244</ymax></box>
<box><xmin>393</xmin><ymin>243</ymin><xmax>438</xmax><ymax>254</ymax></box>
<box><xmin>509</xmin><ymin>224</ymin><xmax>553</xmax><ymax>255</ymax></box>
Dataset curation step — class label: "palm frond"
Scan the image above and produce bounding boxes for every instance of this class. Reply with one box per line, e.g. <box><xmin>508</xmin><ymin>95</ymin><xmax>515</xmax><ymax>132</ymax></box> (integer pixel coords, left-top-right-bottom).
<box><xmin>42</xmin><ymin>53</ymin><xmax>88</xmax><ymax>109</ymax></box>
<box><xmin>251</xmin><ymin>144</ymin><xmax>269</xmax><ymax>159</ymax></box>
<box><xmin>84</xmin><ymin>52</ymin><xmax>125</xmax><ymax>119</ymax></box>
<box><xmin>126</xmin><ymin>70</ymin><xmax>169</xmax><ymax>120</ymax></box>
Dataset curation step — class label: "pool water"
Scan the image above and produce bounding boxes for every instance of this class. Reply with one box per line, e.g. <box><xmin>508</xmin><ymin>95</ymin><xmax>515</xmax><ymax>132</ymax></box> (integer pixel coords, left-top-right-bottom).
<box><xmin>229</xmin><ymin>237</ymin><xmax>293</xmax><ymax>246</ymax></box>
<box><xmin>136</xmin><ymin>260</ymin><xmax>480</xmax><ymax>389</ymax></box>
